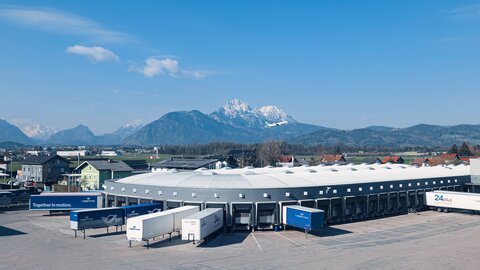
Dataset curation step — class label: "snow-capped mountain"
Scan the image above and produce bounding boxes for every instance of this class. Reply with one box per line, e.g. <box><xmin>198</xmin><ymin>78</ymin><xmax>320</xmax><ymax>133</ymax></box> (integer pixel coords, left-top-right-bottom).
<box><xmin>112</xmin><ymin>121</ymin><xmax>143</xmax><ymax>139</ymax></box>
<box><xmin>210</xmin><ymin>98</ymin><xmax>295</xmax><ymax>129</ymax></box>
<box><xmin>257</xmin><ymin>105</ymin><xmax>296</xmax><ymax>123</ymax></box>
<box><xmin>21</xmin><ymin>124</ymin><xmax>58</xmax><ymax>140</ymax></box>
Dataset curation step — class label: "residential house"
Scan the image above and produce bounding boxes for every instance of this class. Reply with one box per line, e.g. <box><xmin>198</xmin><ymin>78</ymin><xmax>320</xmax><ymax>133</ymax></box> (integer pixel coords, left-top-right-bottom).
<box><xmin>412</xmin><ymin>158</ymin><xmax>431</xmax><ymax>167</ymax></box>
<box><xmin>276</xmin><ymin>156</ymin><xmax>300</xmax><ymax>167</ymax></box>
<box><xmin>364</xmin><ymin>158</ymin><xmax>382</xmax><ymax>165</ymax></box>
<box><xmin>320</xmin><ymin>155</ymin><xmax>347</xmax><ymax>164</ymax></box>
<box><xmin>76</xmin><ymin>160</ymin><xmax>133</xmax><ymax>190</ymax></box>
<box><xmin>439</xmin><ymin>153</ymin><xmax>461</xmax><ymax>164</ymax></box>
<box><xmin>151</xmin><ymin>158</ymin><xmax>218</xmax><ymax>172</ymax></box>
<box><xmin>382</xmin><ymin>156</ymin><xmax>404</xmax><ymax>164</ymax></box>
<box><xmin>21</xmin><ymin>155</ymin><xmax>70</xmax><ymax>183</ymax></box>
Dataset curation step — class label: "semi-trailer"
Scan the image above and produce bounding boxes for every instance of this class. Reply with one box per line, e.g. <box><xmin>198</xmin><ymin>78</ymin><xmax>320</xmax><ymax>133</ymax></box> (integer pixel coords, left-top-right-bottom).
<box><xmin>425</xmin><ymin>191</ymin><xmax>480</xmax><ymax>212</ymax></box>
<box><xmin>126</xmin><ymin>205</ymin><xmax>199</xmax><ymax>248</ymax></box>
<box><xmin>181</xmin><ymin>208</ymin><xmax>223</xmax><ymax>243</ymax></box>
<box><xmin>30</xmin><ymin>192</ymin><xmax>103</xmax><ymax>212</ymax></box>
<box><xmin>282</xmin><ymin>205</ymin><xmax>325</xmax><ymax>234</ymax></box>
<box><xmin>70</xmin><ymin>203</ymin><xmax>163</xmax><ymax>238</ymax></box>
<box><xmin>164</xmin><ymin>205</ymin><xmax>200</xmax><ymax>232</ymax></box>
<box><xmin>122</xmin><ymin>203</ymin><xmax>163</xmax><ymax>219</ymax></box>
<box><xmin>70</xmin><ymin>207</ymin><xmax>124</xmax><ymax>238</ymax></box>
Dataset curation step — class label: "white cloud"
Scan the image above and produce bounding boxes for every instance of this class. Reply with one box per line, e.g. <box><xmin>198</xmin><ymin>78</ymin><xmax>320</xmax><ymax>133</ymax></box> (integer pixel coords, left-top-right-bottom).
<box><xmin>130</xmin><ymin>57</ymin><xmax>209</xmax><ymax>79</ymax></box>
<box><xmin>0</xmin><ymin>7</ymin><xmax>131</xmax><ymax>42</ymax></box>
<box><xmin>66</xmin><ymin>45</ymin><xmax>119</xmax><ymax>62</ymax></box>
<box><xmin>444</xmin><ymin>4</ymin><xmax>480</xmax><ymax>19</ymax></box>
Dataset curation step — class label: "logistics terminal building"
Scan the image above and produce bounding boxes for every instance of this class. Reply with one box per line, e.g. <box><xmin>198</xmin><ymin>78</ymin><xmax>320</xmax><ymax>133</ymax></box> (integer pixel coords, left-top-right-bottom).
<box><xmin>105</xmin><ymin>163</ymin><xmax>471</xmax><ymax>230</ymax></box>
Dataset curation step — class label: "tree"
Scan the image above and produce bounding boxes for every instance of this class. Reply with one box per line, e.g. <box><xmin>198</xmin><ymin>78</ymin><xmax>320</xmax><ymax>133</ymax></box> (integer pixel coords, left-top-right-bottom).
<box><xmin>458</xmin><ymin>142</ymin><xmax>473</xmax><ymax>157</ymax></box>
<box><xmin>256</xmin><ymin>141</ymin><xmax>282</xmax><ymax>167</ymax></box>
<box><xmin>447</xmin><ymin>144</ymin><xmax>458</xmax><ymax>154</ymax></box>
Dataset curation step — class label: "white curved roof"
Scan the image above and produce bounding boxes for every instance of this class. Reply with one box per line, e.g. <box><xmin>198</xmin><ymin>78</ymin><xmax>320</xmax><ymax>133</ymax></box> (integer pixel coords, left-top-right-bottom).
<box><xmin>115</xmin><ymin>164</ymin><xmax>470</xmax><ymax>189</ymax></box>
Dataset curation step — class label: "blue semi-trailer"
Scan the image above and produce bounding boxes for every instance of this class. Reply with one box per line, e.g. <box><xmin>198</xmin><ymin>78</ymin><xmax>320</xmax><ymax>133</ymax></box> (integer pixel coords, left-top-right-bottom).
<box><xmin>29</xmin><ymin>192</ymin><xmax>103</xmax><ymax>211</ymax></box>
<box><xmin>282</xmin><ymin>205</ymin><xmax>325</xmax><ymax>232</ymax></box>
<box><xmin>70</xmin><ymin>203</ymin><xmax>163</xmax><ymax>238</ymax></box>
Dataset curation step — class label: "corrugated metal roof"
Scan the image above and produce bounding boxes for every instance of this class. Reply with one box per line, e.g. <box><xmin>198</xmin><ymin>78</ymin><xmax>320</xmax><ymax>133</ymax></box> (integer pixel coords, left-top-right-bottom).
<box><xmin>114</xmin><ymin>163</ymin><xmax>470</xmax><ymax>189</ymax></box>
<box><xmin>78</xmin><ymin>160</ymin><xmax>133</xmax><ymax>172</ymax></box>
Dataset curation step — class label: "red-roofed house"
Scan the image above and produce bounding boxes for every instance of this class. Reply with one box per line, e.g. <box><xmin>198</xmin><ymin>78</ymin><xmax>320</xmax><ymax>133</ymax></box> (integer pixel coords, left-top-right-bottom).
<box><xmin>320</xmin><ymin>155</ymin><xmax>347</xmax><ymax>164</ymax></box>
<box><xmin>439</xmin><ymin>153</ymin><xmax>461</xmax><ymax>164</ymax></box>
<box><xmin>276</xmin><ymin>156</ymin><xmax>300</xmax><ymax>167</ymax></box>
<box><xmin>459</xmin><ymin>156</ymin><xmax>480</xmax><ymax>164</ymax></box>
<box><xmin>382</xmin><ymin>156</ymin><xmax>404</xmax><ymax>164</ymax></box>
<box><xmin>412</xmin><ymin>158</ymin><xmax>431</xmax><ymax>167</ymax></box>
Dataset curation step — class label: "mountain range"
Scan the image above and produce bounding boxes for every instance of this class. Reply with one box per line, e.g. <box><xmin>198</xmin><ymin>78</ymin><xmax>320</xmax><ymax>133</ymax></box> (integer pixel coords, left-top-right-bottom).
<box><xmin>1</xmin><ymin>99</ymin><xmax>479</xmax><ymax>147</ymax></box>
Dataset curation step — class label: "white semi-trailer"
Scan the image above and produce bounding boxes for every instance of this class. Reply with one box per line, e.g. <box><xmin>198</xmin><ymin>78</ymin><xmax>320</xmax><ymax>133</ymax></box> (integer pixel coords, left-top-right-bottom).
<box><xmin>126</xmin><ymin>205</ymin><xmax>199</xmax><ymax>248</ymax></box>
<box><xmin>126</xmin><ymin>211</ymin><xmax>174</xmax><ymax>247</ymax></box>
<box><xmin>164</xmin><ymin>205</ymin><xmax>199</xmax><ymax>232</ymax></box>
<box><xmin>425</xmin><ymin>191</ymin><xmax>480</xmax><ymax>212</ymax></box>
<box><xmin>181</xmin><ymin>208</ymin><xmax>223</xmax><ymax>243</ymax></box>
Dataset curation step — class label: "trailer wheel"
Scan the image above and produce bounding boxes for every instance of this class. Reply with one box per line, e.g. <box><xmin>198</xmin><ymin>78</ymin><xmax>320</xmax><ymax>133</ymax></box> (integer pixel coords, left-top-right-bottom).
<box><xmin>443</xmin><ymin>208</ymin><xmax>448</xmax><ymax>213</ymax></box>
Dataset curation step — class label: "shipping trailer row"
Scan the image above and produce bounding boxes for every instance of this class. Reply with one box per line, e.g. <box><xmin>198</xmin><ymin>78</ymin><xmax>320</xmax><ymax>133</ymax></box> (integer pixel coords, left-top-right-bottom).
<box><xmin>426</xmin><ymin>191</ymin><xmax>480</xmax><ymax>213</ymax></box>
<box><xmin>126</xmin><ymin>205</ymin><xmax>199</xmax><ymax>248</ymax></box>
<box><xmin>70</xmin><ymin>203</ymin><xmax>163</xmax><ymax>238</ymax></box>
<box><xmin>106</xmin><ymin>184</ymin><xmax>463</xmax><ymax>231</ymax></box>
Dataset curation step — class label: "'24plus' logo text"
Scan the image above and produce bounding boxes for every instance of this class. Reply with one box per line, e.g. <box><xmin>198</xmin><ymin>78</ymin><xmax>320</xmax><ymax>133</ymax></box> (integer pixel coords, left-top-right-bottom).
<box><xmin>434</xmin><ymin>194</ymin><xmax>452</xmax><ymax>203</ymax></box>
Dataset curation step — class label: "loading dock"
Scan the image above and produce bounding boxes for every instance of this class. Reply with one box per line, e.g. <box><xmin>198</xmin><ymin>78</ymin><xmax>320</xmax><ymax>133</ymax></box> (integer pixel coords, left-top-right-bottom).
<box><xmin>388</xmin><ymin>192</ymin><xmax>398</xmax><ymax>214</ymax></box>
<box><xmin>367</xmin><ymin>194</ymin><xmax>378</xmax><ymax>217</ymax></box>
<box><xmin>378</xmin><ymin>193</ymin><xmax>388</xmax><ymax>216</ymax></box>
<box><xmin>344</xmin><ymin>196</ymin><xmax>356</xmax><ymax>220</ymax></box>
<box><xmin>166</xmin><ymin>200</ymin><xmax>183</xmax><ymax>209</ymax></box>
<box><xmin>330</xmin><ymin>197</ymin><xmax>342</xmax><ymax>223</ymax></box>
<box><xmin>127</xmin><ymin>197</ymin><xmax>139</xmax><ymax>205</ymax></box>
<box><xmin>255</xmin><ymin>202</ymin><xmax>276</xmax><ymax>229</ymax></box>
<box><xmin>316</xmin><ymin>198</ymin><xmax>330</xmax><ymax>220</ymax></box>
<box><xmin>299</xmin><ymin>199</ymin><xmax>315</xmax><ymax>208</ymax></box>
<box><xmin>231</xmin><ymin>202</ymin><xmax>253</xmax><ymax>231</ymax></box>
<box><xmin>107</xmin><ymin>195</ymin><xmax>115</xmax><ymax>207</ymax></box>
<box><xmin>407</xmin><ymin>190</ymin><xmax>417</xmax><ymax>208</ymax></box>
<box><xmin>116</xmin><ymin>196</ymin><xmax>127</xmax><ymax>207</ymax></box>
<box><xmin>355</xmin><ymin>196</ymin><xmax>368</xmax><ymax>219</ymax></box>
<box><xmin>279</xmin><ymin>201</ymin><xmax>299</xmax><ymax>226</ymax></box>
<box><xmin>416</xmin><ymin>190</ymin><xmax>425</xmax><ymax>209</ymax></box>
<box><xmin>205</xmin><ymin>202</ymin><xmax>229</xmax><ymax>227</ymax></box>
<box><xmin>398</xmin><ymin>191</ymin><xmax>407</xmax><ymax>212</ymax></box>
<box><xmin>184</xmin><ymin>201</ymin><xmax>204</xmax><ymax>211</ymax></box>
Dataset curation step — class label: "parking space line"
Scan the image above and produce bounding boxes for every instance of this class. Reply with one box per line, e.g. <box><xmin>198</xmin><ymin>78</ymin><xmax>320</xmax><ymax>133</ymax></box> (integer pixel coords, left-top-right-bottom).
<box><xmin>250</xmin><ymin>233</ymin><xmax>263</xmax><ymax>252</ymax></box>
<box><xmin>274</xmin><ymin>232</ymin><xmax>302</xmax><ymax>247</ymax></box>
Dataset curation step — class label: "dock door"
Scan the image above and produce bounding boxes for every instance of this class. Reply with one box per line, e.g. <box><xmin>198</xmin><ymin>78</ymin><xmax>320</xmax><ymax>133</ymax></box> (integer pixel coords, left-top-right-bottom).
<box><xmin>407</xmin><ymin>190</ymin><xmax>417</xmax><ymax>209</ymax></box>
<box><xmin>184</xmin><ymin>201</ymin><xmax>204</xmax><ymax>211</ymax></box>
<box><xmin>232</xmin><ymin>202</ymin><xmax>253</xmax><ymax>231</ymax></box>
<box><xmin>255</xmin><ymin>202</ymin><xmax>276</xmax><ymax>229</ymax></box>
<box><xmin>378</xmin><ymin>193</ymin><xmax>388</xmax><ymax>216</ymax></box>
<box><xmin>367</xmin><ymin>194</ymin><xmax>378</xmax><ymax>217</ymax></box>
<box><xmin>166</xmin><ymin>200</ymin><xmax>183</xmax><ymax>209</ymax></box>
<box><xmin>388</xmin><ymin>192</ymin><xmax>398</xmax><ymax>214</ymax></box>
<box><xmin>416</xmin><ymin>190</ymin><xmax>425</xmax><ymax>210</ymax></box>
<box><xmin>355</xmin><ymin>196</ymin><xmax>368</xmax><ymax>219</ymax></box>
<box><xmin>330</xmin><ymin>197</ymin><xmax>343</xmax><ymax>223</ymax></box>
<box><xmin>279</xmin><ymin>201</ymin><xmax>298</xmax><ymax>225</ymax></box>
<box><xmin>398</xmin><ymin>192</ymin><xmax>407</xmax><ymax>212</ymax></box>
<box><xmin>316</xmin><ymin>198</ymin><xmax>330</xmax><ymax>222</ymax></box>
<box><xmin>344</xmin><ymin>196</ymin><xmax>356</xmax><ymax>221</ymax></box>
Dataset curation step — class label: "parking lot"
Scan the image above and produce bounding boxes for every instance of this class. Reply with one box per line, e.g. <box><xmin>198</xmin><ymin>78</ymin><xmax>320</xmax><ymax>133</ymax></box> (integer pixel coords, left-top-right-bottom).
<box><xmin>1</xmin><ymin>210</ymin><xmax>479</xmax><ymax>270</ymax></box>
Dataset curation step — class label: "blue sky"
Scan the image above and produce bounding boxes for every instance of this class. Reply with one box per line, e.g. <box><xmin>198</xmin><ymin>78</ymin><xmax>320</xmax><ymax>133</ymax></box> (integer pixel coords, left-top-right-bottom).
<box><xmin>1</xmin><ymin>1</ymin><xmax>480</xmax><ymax>134</ymax></box>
